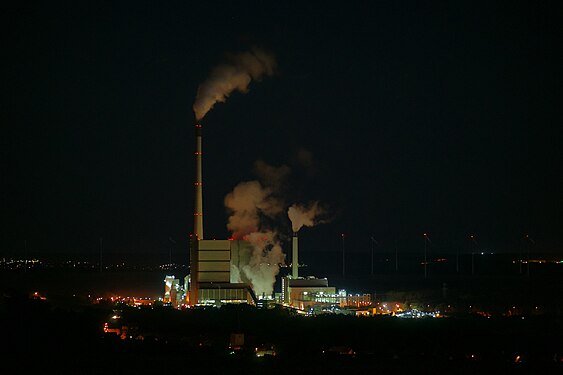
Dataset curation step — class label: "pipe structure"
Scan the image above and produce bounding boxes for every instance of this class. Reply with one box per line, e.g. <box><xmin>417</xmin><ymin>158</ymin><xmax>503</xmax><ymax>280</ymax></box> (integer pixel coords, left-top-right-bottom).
<box><xmin>194</xmin><ymin>123</ymin><xmax>204</xmax><ymax>240</ymax></box>
<box><xmin>292</xmin><ymin>233</ymin><xmax>298</xmax><ymax>278</ymax></box>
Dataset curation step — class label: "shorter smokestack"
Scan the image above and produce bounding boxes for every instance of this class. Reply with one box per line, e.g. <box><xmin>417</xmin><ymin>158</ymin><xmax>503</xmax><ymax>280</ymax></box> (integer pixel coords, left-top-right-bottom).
<box><xmin>292</xmin><ymin>232</ymin><xmax>298</xmax><ymax>279</ymax></box>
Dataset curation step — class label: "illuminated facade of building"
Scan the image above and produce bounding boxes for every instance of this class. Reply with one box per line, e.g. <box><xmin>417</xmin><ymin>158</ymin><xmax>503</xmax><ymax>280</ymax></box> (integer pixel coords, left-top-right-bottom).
<box><xmin>163</xmin><ymin>275</ymin><xmax>185</xmax><ymax>307</ymax></box>
<box><xmin>186</xmin><ymin>123</ymin><xmax>257</xmax><ymax>307</ymax></box>
<box><xmin>281</xmin><ymin>276</ymin><xmax>372</xmax><ymax>314</ymax></box>
<box><xmin>281</xmin><ymin>276</ymin><xmax>336</xmax><ymax>310</ymax></box>
<box><xmin>188</xmin><ymin>239</ymin><xmax>256</xmax><ymax>306</ymax></box>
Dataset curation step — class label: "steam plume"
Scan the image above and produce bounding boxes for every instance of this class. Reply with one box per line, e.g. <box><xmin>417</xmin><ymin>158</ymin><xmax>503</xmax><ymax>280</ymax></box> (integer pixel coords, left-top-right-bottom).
<box><xmin>224</xmin><ymin>180</ymin><xmax>284</xmax><ymax>239</ymax></box>
<box><xmin>225</xmin><ymin>161</ymin><xmax>288</xmax><ymax>296</ymax></box>
<box><xmin>288</xmin><ymin>201</ymin><xmax>328</xmax><ymax>233</ymax></box>
<box><xmin>232</xmin><ymin>231</ymin><xmax>285</xmax><ymax>297</ymax></box>
<box><xmin>224</xmin><ymin>161</ymin><xmax>288</xmax><ymax>239</ymax></box>
<box><xmin>193</xmin><ymin>48</ymin><xmax>276</xmax><ymax>121</ymax></box>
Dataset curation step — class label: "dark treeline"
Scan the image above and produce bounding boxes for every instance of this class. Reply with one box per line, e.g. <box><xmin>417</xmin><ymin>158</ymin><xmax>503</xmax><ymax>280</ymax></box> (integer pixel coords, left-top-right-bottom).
<box><xmin>2</xmin><ymin>295</ymin><xmax>563</xmax><ymax>374</ymax></box>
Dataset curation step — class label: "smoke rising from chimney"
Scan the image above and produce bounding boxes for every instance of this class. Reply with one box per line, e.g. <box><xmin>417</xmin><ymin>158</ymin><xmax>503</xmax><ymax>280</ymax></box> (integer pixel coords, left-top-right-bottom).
<box><xmin>224</xmin><ymin>160</ymin><xmax>288</xmax><ymax>239</ymax></box>
<box><xmin>231</xmin><ymin>231</ymin><xmax>285</xmax><ymax>297</ymax></box>
<box><xmin>193</xmin><ymin>48</ymin><xmax>276</xmax><ymax>121</ymax></box>
<box><xmin>224</xmin><ymin>180</ymin><xmax>283</xmax><ymax>239</ymax></box>
<box><xmin>288</xmin><ymin>201</ymin><xmax>329</xmax><ymax>233</ymax></box>
<box><xmin>225</xmin><ymin>161</ymin><xmax>289</xmax><ymax>296</ymax></box>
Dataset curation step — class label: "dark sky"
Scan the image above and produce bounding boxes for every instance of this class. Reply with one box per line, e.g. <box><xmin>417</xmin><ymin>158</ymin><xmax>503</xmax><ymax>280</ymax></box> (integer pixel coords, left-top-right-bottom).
<box><xmin>2</xmin><ymin>2</ymin><xmax>562</xmax><ymax>260</ymax></box>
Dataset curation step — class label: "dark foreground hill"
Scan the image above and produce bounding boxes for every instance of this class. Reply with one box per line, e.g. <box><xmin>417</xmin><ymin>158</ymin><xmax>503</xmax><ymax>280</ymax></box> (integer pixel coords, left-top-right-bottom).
<box><xmin>2</xmin><ymin>294</ymin><xmax>562</xmax><ymax>375</ymax></box>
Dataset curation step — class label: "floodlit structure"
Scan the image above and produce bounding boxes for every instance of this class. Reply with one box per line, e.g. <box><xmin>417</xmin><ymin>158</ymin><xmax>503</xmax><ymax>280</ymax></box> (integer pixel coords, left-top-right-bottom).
<box><xmin>280</xmin><ymin>277</ymin><xmax>372</xmax><ymax>313</ymax></box>
<box><xmin>280</xmin><ymin>232</ymin><xmax>350</xmax><ymax>311</ymax></box>
<box><xmin>185</xmin><ymin>121</ymin><xmax>354</xmax><ymax>310</ymax></box>
<box><xmin>187</xmin><ymin>123</ymin><xmax>256</xmax><ymax>307</ymax></box>
<box><xmin>280</xmin><ymin>235</ymin><xmax>372</xmax><ymax>313</ymax></box>
<box><xmin>189</xmin><ymin>238</ymin><xmax>257</xmax><ymax>306</ymax></box>
<box><xmin>395</xmin><ymin>309</ymin><xmax>439</xmax><ymax>318</ymax></box>
<box><xmin>280</xmin><ymin>228</ymin><xmax>346</xmax><ymax>312</ymax></box>
<box><xmin>163</xmin><ymin>275</ymin><xmax>184</xmax><ymax>307</ymax></box>
<box><xmin>281</xmin><ymin>276</ymin><xmax>336</xmax><ymax>309</ymax></box>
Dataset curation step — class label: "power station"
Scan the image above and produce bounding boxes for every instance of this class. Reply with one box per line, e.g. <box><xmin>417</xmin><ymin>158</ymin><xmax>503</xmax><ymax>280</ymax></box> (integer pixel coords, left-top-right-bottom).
<box><xmin>188</xmin><ymin>123</ymin><xmax>257</xmax><ymax>306</ymax></box>
<box><xmin>161</xmin><ymin>120</ymin><xmax>370</xmax><ymax>314</ymax></box>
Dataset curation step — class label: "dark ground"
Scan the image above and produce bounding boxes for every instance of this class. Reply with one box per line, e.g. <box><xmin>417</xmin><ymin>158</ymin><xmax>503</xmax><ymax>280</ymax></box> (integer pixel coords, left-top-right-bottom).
<box><xmin>2</xmin><ymin>297</ymin><xmax>563</xmax><ymax>374</ymax></box>
<box><xmin>2</xmin><ymin>265</ymin><xmax>563</xmax><ymax>374</ymax></box>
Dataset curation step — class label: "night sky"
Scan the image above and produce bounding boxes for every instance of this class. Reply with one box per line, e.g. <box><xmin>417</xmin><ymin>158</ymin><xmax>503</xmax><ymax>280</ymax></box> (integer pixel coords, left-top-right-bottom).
<box><xmin>2</xmin><ymin>2</ymin><xmax>562</xmax><ymax>261</ymax></box>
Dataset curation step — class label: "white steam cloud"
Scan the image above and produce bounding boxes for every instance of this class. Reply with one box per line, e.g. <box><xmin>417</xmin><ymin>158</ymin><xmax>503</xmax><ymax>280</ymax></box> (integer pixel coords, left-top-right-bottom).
<box><xmin>193</xmin><ymin>48</ymin><xmax>276</xmax><ymax>121</ymax></box>
<box><xmin>224</xmin><ymin>180</ymin><xmax>283</xmax><ymax>239</ymax></box>
<box><xmin>225</xmin><ymin>161</ymin><xmax>288</xmax><ymax>297</ymax></box>
<box><xmin>234</xmin><ymin>232</ymin><xmax>285</xmax><ymax>297</ymax></box>
<box><xmin>288</xmin><ymin>201</ymin><xmax>328</xmax><ymax>233</ymax></box>
<box><xmin>224</xmin><ymin>160</ymin><xmax>288</xmax><ymax>239</ymax></box>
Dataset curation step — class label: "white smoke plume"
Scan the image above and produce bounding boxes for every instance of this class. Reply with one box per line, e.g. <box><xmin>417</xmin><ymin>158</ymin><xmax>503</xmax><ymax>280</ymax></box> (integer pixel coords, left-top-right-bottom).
<box><xmin>288</xmin><ymin>201</ymin><xmax>328</xmax><ymax>233</ymax></box>
<box><xmin>224</xmin><ymin>180</ymin><xmax>284</xmax><ymax>239</ymax></box>
<box><xmin>193</xmin><ymin>48</ymin><xmax>276</xmax><ymax>121</ymax></box>
<box><xmin>224</xmin><ymin>161</ymin><xmax>288</xmax><ymax>239</ymax></box>
<box><xmin>225</xmin><ymin>161</ymin><xmax>289</xmax><ymax>296</ymax></box>
<box><xmin>230</xmin><ymin>263</ymin><xmax>242</xmax><ymax>283</ymax></box>
<box><xmin>232</xmin><ymin>231</ymin><xmax>285</xmax><ymax>297</ymax></box>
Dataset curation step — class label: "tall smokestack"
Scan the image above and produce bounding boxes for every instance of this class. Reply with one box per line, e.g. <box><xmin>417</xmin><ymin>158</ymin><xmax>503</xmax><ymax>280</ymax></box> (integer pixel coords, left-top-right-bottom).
<box><xmin>292</xmin><ymin>232</ymin><xmax>298</xmax><ymax>278</ymax></box>
<box><xmin>194</xmin><ymin>123</ymin><xmax>204</xmax><ymax>239</ymax></box>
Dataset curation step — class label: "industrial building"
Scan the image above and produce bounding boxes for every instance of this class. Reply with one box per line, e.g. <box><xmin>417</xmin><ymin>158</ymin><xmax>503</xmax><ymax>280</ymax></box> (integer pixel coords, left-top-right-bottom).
<box><xmin>281</xmin><ymin>276</ymin><xmax>336</xmax><ymax>310</ymax></box>
<box><xmin>189</xmin><ymin>239</ymin><xmax>257</xmax><ymax>305</ymax></box>
<box><xmin>183</xmin><ymin>121</ymin><xmax>339</xmax><ymax>309</ymax></box>
<box><xmin>186</xmin><ymin>123</ymin><xmax>256</xmax><ymax>307</ymax></box>
<box><xmin>279</xmin><ymin>233</ymin><xmax>372</xmax><ymax>314</ymax></box>
<box><xmin>172</xmin><ymin>121</ymin><xmax>369</xmax><ymax>313</ymax></box>
<box><xmin>163</xmin><ymin>275</ymin><xmax>188</xmax><ymax>308</ymax></box>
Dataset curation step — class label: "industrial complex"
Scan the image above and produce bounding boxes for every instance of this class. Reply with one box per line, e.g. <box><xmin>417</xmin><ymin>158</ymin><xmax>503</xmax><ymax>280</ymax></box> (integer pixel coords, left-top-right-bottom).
<box><xmin>160</xmin><ymin>122</ymin><xmax>373</xmax><ymax>315</ymax></box>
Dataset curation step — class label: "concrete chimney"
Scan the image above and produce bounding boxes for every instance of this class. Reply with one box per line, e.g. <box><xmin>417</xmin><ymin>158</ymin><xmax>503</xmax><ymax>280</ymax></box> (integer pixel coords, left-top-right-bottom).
<box><xmin>292</xmin><ymin>233</ymin><xmax>298</xmax><ymax>278</ymax></box>
<box><xmin>189</xmin><ymin>123</ymin><xmax>204</xmax><ymax>306</ymax></box>
<box><xmin>194</xmin><ymin>123</ymin><xmax>203</xmax><ymax>240</ymax></box>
